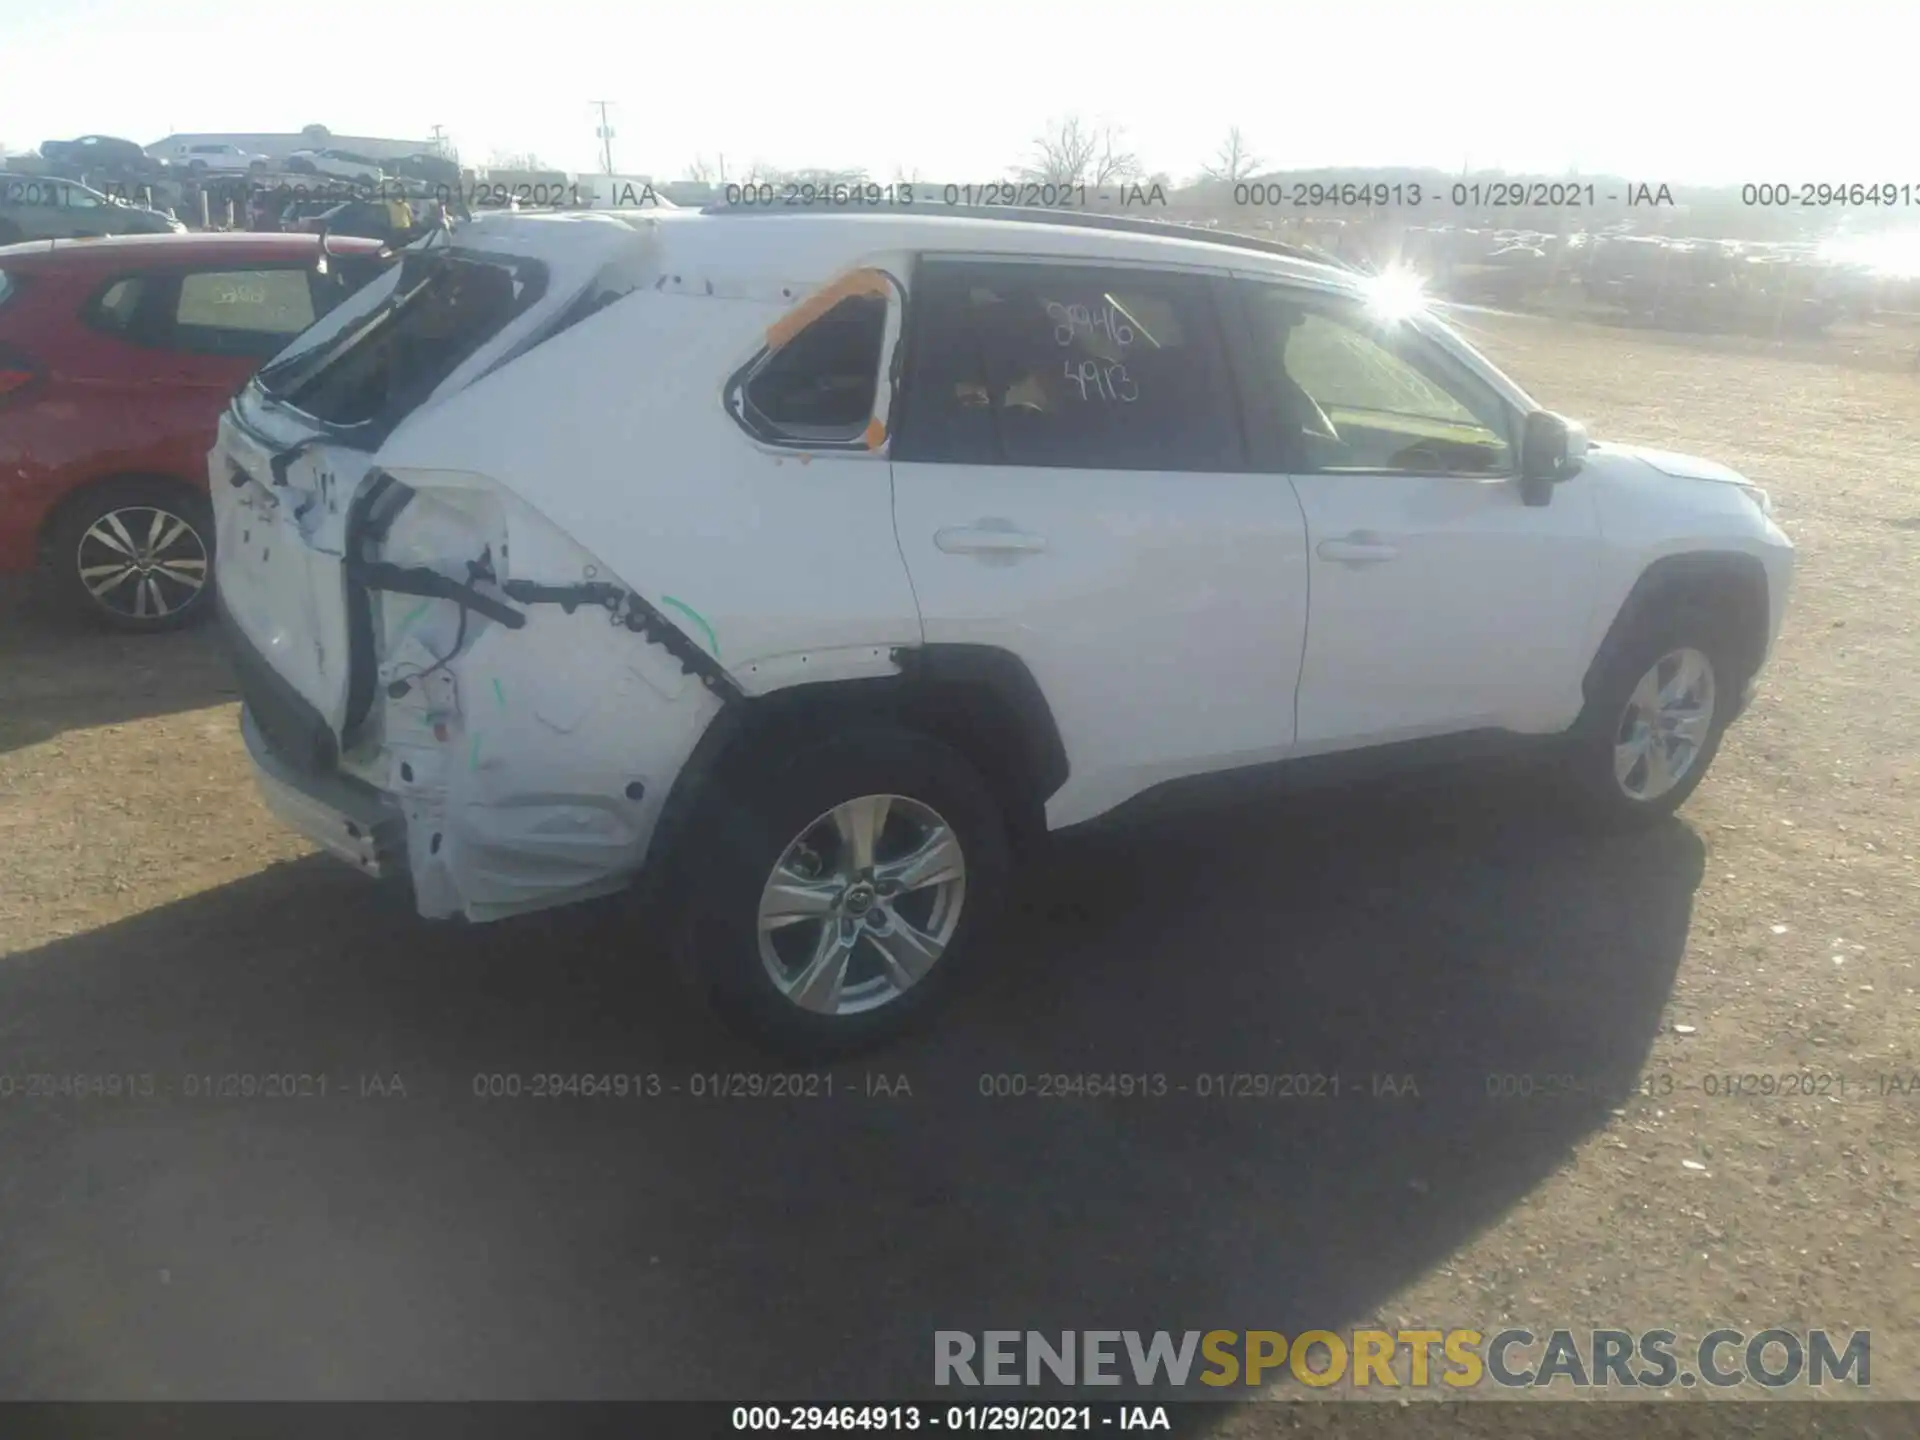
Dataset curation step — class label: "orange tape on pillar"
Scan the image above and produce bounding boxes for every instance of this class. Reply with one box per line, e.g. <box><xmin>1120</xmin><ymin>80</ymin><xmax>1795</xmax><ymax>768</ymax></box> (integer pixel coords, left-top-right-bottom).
<box><xmin>764</xmin><ymin>269</ymin><xmax>894</xmax><ymax>353</ymax></box>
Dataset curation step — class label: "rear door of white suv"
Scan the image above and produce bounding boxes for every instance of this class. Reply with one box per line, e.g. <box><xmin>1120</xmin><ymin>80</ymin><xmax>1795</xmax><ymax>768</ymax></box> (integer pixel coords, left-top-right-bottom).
<box><xmin>1229</xmin><ymin>275</ymin><xmax>1604</xmax><ymax>750</ymax></box>
<box><xmin>889</xmin><ymin>256</ymin><xmax>1312</xmax><ymax>827</ymax></box>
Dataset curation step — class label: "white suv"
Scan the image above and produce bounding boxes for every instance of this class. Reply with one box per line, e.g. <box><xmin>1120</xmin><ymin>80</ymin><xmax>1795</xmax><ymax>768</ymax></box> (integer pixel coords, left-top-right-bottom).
<box><xmin>168</xmin><ymin>142</ymin><xmax>270</xmax><ymax>175</ymax></box>
<box><xmin>209</xmin><ymin>206</ymin><xmax>1794</xmax><ymax>1053</ymax></box>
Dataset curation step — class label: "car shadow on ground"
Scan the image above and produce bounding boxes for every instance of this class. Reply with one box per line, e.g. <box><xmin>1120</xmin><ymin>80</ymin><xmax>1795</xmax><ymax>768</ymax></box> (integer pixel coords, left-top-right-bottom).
<box><xmin>0</xmin><ymin>764</ymin><xmax>1703</xmax><ymax>1400</ymax></box>
<box><xmin>0</xmin><ymin>579</ymin><xmax>236</xmax><ymax>754</ymax></box>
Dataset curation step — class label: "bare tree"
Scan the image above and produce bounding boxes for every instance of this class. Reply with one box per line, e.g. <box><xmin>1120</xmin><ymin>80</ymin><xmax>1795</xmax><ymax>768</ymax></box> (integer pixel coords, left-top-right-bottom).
<box><xmin>1201</xmin><ymin>127</ymin><xmax>1261</xmax><ymax>184</ymax></box>
<box><xmin>685</xmin><ymin>155</ymin><xmax>718</xmax><ymax>183</ymax></box>
<box><xmin>1020</xmin><ymin>116</ymin><xmax>1140</xmax><ymax>188</ymax></box>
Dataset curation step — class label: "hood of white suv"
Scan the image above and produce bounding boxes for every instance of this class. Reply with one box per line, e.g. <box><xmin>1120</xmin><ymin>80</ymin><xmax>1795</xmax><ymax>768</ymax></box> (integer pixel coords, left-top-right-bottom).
<box><xmin>1594</xmin><ymin>442</ymin><xmax>1751</xmax><ymax>488</ymax></box>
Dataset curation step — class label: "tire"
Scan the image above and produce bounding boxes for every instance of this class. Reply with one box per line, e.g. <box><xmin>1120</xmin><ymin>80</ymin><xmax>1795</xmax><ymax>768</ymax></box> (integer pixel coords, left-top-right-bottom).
<box><xmin>48</xmin><ymin>478</ymin><xmax>216</xmax><ymax>633</ymax></box>
<box><xmin>674</xmin><ymin>725</ymin><xmax>1012</xmax><ymax>1058</ymax></box>
<box><xmin>1561</xmin><ymin>602</ymin><xmax>1739</xmax><ymax>827</ymax></box>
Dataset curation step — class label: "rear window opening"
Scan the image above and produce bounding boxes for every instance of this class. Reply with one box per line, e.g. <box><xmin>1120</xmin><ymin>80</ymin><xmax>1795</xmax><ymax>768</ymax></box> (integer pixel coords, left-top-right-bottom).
<box><xmin>256</xmin><ymin>250</ymin><xmax>546</xmax><ymax>434</ymax></box>
<box><xmin>736</xmin><ymin>294</ymin><xmax>887</xmax><ymax>443</ymax></box>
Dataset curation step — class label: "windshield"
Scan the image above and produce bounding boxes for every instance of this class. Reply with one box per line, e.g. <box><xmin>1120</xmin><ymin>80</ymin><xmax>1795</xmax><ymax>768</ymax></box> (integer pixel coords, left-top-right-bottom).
<box><xmin>254</xmin><ymin>248</ymin><xmax>547</xmax><ymax>436</ymax></box>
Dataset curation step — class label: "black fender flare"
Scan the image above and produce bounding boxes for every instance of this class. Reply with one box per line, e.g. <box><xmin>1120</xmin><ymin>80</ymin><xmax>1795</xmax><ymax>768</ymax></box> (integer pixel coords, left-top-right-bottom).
<box><xmin>1581</xmin><ymin>551</ymin><xmax>1772</xmax><ymax>709</ymax></box>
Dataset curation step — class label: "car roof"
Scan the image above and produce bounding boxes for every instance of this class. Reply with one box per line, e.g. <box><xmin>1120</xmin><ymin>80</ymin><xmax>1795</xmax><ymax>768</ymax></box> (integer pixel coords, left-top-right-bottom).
<box><xmin>468</xmin><ymin>207</ymin><xmax>1363</xmax><ymax>292</ymax></box>
<box><xmin>0</xmin><ymin>231</ymin><xmax>383</xmax><ymax>270</ymax></box>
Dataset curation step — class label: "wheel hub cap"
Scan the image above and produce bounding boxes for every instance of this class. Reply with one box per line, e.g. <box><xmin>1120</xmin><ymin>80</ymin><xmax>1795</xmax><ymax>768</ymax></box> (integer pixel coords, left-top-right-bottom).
<box><xmin>756</xmin><ymin>794</ymin><xmax>967</xmax><ymax>1017</ymax></box>
<box><xmin>1613</xmin><ymin>646</ymin><xmax>1717</xmax><ymax>802</ymax></box>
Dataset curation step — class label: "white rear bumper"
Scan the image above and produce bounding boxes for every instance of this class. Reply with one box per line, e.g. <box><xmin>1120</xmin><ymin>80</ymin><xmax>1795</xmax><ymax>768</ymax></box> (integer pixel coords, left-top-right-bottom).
<box><xmin>241</xmin><ymin>706</ymin><xmax>409</xmax><ymax>880</ymax></box>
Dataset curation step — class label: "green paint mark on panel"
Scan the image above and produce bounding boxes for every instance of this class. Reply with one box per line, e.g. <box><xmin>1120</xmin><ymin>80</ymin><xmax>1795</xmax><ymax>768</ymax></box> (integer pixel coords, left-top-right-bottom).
<box><xmin>492</xmin><ymin>677</ymin><xmax>507</xmax><ymax>712</ymax></box>
<box><xmin>396</xmin><ymin>602</ymin><xmax>430</xmax><ymax>636</ymax></box>
<box><xmin>660</xmin><ymin>595</ymin><xmax>720</xmax><ymax>659</ymax></box>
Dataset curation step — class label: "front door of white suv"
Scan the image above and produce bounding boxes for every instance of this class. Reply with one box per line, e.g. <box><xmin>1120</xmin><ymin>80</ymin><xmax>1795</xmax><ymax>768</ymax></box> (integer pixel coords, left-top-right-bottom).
<box><xmin>889</xmin><ymin>258</ymin><xmax>1311</xmax><ymax>828</ymax></box>
<box><xmin>1232</xmin><ymin>278</ymin><xmax>1603</xmax><ymax>750</ymax></box>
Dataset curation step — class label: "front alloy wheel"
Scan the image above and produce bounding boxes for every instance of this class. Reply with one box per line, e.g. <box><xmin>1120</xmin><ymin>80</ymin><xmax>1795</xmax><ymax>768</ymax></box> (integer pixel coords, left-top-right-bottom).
<box><xmin>1612</xmin><ymin>647</ymin><xmax>1716</xmax><ymax>802</ymax></box>
<box><xmin>76</xmin><ymin>504</ymin><xmax>211</xmax><ymax>625</ymax></box>
<box><xmin>757</xmin><ymin>794</ymin><xmax>967</xmax><ymax>1016</ymax></box>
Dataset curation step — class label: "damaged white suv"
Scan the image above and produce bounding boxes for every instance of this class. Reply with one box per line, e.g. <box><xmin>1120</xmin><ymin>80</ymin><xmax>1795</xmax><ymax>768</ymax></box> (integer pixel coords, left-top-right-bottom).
<box><xmin>212</xmin><ymin>205</ymin><xmax>1794</xmax><ymax>1052</ymax></box>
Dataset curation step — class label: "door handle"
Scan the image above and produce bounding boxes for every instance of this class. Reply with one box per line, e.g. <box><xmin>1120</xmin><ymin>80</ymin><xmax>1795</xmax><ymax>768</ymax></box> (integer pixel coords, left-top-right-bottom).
<box><xmin>935</xmin><ymin>522</ymin><xmax>1047</xmax><ymax>556</ymax></box>
<box><xmin>1316</xmin><ymin>532</ymin><xmax>1400</xmax><ymax>565</ymax></box>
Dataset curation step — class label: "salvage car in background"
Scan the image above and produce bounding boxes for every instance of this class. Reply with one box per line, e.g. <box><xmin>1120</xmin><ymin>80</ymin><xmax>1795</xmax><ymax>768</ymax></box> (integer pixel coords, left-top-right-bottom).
<box><xmin>0</xmin><ymin>178</ymin><xmax>182</xmax><ymax>244</ymax></box>
<box><xmin>388</xmin><ymin>152</ymin><xmax>462</xmax><ymax>188</ymax></box>
<box><xmin>286</xmin><ymin>199</ymin><xmax>416</xmax><ymax>247</ymax></box>
<box><xmin>40</xmin><ymin>135</ymin><xmax>174</xmax><ymax>189</ymax></box>
<box><xmin>0</xmin><ymin>232</ymin><xmax>392</xmax><ymax>629</ymax></box>
<box><xmin>286</xmin><ymin>149</ymin><xmax>386</xmax><ymax>186</ymax></box>
<box><xmin>160</xmin><ymin>141</ymin><xmax>270</xmax><ymax>176</ymax></box>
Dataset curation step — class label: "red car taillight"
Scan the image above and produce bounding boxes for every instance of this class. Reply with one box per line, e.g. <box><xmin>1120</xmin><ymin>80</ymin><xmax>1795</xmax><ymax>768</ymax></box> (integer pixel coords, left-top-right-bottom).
<box><xmin>0</xmin><ymin>358</ymin><xmax>40</xmax><ymax>404</ymax></box>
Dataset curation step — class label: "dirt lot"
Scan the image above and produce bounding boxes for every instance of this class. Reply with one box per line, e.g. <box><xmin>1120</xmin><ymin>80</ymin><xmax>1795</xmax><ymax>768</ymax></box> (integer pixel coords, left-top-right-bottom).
<box><xmin>1</xmin><ymin>312</ymin><xmax>1916</xmax><ymax>1430</ymax></box>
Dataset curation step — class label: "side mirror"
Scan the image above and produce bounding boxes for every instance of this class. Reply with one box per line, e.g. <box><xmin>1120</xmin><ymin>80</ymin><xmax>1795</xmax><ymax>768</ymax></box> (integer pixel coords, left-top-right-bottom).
<box><xmin>1518</xmin><ymin>410</ymin><xmax>1588</xmax><ymax>507</ymax></box>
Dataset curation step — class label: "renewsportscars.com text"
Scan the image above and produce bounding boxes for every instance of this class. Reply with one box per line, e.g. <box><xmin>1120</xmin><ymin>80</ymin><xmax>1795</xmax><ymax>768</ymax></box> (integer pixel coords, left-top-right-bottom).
<box><xmin>934</xmin><ymin>1328</ymin><xmax>1870</xmax><ymax>1390</ymax></box>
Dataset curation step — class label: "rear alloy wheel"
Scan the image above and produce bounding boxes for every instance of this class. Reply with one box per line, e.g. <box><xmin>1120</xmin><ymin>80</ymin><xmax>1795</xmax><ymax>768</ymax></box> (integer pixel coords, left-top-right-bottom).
<box><xmin>757</xmin><ymin>794</ymin><xmax>968</xmax><ymax>1017</ymax></box>
<box><xmin>52</xmin><ymin>482</ymin><xmax>214</xmax><ymax>632</ymax></box>
<box><xmin>677</xmin><ymin>726</ymin><xmax>1010</xmax><ymax>1056</ymax></box>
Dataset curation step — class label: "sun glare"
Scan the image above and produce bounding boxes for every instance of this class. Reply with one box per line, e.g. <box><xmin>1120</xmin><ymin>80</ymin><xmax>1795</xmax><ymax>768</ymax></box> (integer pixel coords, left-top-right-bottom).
<box><xmin>1362</xmin><ymin>266</ymin><xmax>1429</xmax><ymax>321</ymax></box>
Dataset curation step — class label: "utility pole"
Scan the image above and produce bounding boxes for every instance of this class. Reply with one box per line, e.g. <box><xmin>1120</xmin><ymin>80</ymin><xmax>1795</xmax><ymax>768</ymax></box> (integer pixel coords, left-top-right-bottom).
<box><xmin>429</xmin><ymin>124</ymin><xmax>449</xmax><ymax>156</ymax></box>
<box><xmin>592</xmin><ymin>101</ymin><xmax>615</xmax><ymax>176</ymax></box>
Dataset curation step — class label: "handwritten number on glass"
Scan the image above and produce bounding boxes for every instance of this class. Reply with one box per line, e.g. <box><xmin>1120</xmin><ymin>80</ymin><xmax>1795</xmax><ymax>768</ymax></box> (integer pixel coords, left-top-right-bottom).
<box><xmin>1046</xmin><ymin>300</ymin><xmax>1136</xmax><ymax>349</ymax></box>
<box><xmin>1063</xmin><ymin>358</ymin><xmax>1138</xmax><ymax>403</ymax></box>
<box><xmin>1048</xmin><ymin>298</ymin><xmax>1139</xmax><ymax>402</ymax></box>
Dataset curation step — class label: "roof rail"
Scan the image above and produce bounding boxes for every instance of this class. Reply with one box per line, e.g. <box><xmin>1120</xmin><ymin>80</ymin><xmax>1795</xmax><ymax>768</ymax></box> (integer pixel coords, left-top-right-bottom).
<box><xmin>697</xmin><ymin>197</ymin><xmax>1359</xmax><ymax>273</ymax></box>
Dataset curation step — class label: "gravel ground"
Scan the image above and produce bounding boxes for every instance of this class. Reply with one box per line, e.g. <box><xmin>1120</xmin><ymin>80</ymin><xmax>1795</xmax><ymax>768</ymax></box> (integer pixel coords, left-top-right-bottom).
<box><xmin>0</xmin><ymin>311</ymin><xmax>1915</xmax><ymax>1433</ymax></box>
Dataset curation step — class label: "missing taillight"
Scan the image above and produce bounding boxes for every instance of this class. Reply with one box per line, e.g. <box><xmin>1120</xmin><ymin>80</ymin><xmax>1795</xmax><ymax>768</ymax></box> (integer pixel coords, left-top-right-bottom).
<box><xmin>0</xmin><ymin>333</ymin><xmax>40</xmax><ymax>399</ymax></box>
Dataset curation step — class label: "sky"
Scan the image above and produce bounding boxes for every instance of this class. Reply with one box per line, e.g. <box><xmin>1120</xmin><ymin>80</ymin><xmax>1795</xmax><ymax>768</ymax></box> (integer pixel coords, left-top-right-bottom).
<box><xmin>0</xmin><ymin>0</ymin><xmax>1904</xmax><ymax>185</ymax></box>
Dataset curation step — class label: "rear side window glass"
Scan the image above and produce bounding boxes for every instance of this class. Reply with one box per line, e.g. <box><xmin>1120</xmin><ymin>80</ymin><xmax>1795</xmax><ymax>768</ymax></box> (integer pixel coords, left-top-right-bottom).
<box><xmin>258</xmin><ymin>251</ymin><xmax>542</xmax><ymax>432</ymax></box>
<box><xmin>0</xmin><ymin>271</ymin><xmax>15</xmax><ymax>309</ymax></box>
<box><xmin>177</xmin><ymin>269</ymin><xmax>316</xmax><ymax>337</ymax></box>
<box><xmin>87</xmin><ymin>277</ymin><xmax>148</xmax><ymax>336</ymax></box>
<box><xmin>895</xmin><ymin>262</ymin><xmax>1244</xmax><ymax>472</ymax></box>
<box><xmin>739</xmin><ymin>295</ymin><xmax>887</xmax><ymax>442</ymax></box>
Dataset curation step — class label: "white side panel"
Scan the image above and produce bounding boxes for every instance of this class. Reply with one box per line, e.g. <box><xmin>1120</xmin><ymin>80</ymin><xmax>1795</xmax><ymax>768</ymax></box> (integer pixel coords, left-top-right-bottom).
<box><xmin>373</xmin><ymin>284</ymin><xmax>924</xmax><ymax>680</ymax></box>
<box><xmin>349</xmin><ymin>482</ymin><xmax>723</xmax><ymax>920</ymax></box>
<box><xmin>892</xmin><ymin>461</ymin><xmax>1311</xmax><ymax>830</ymax></box>
<box><xmin>1578</xmin><ymin>446</ymin><xmax>1797</xmax><ymax>669</ymax></box>
<box><xmin>1287</xmin><ymin>470</ymin><xmax>1603</xmax><ymax>748</ymax></box>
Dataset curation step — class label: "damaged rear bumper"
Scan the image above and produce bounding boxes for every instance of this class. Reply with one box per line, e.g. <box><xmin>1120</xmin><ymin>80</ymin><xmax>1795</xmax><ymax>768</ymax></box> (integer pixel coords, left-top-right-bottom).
<box><xmin>241</xmin><ymin>705</ymin><xmax>409</xmax><ymax>879</ymax></box>
<box><xmin>221</xmin><ymin>593</ymin><xmax>409</xmax><ymax>881</ymax></box>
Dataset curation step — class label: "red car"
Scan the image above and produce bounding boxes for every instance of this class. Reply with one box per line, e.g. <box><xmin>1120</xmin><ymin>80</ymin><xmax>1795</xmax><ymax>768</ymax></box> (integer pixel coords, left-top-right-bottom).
<box><xmin>0</xmin><ymin>232</ymin><xmax>391</xmax><ymax>630</ymax></box>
